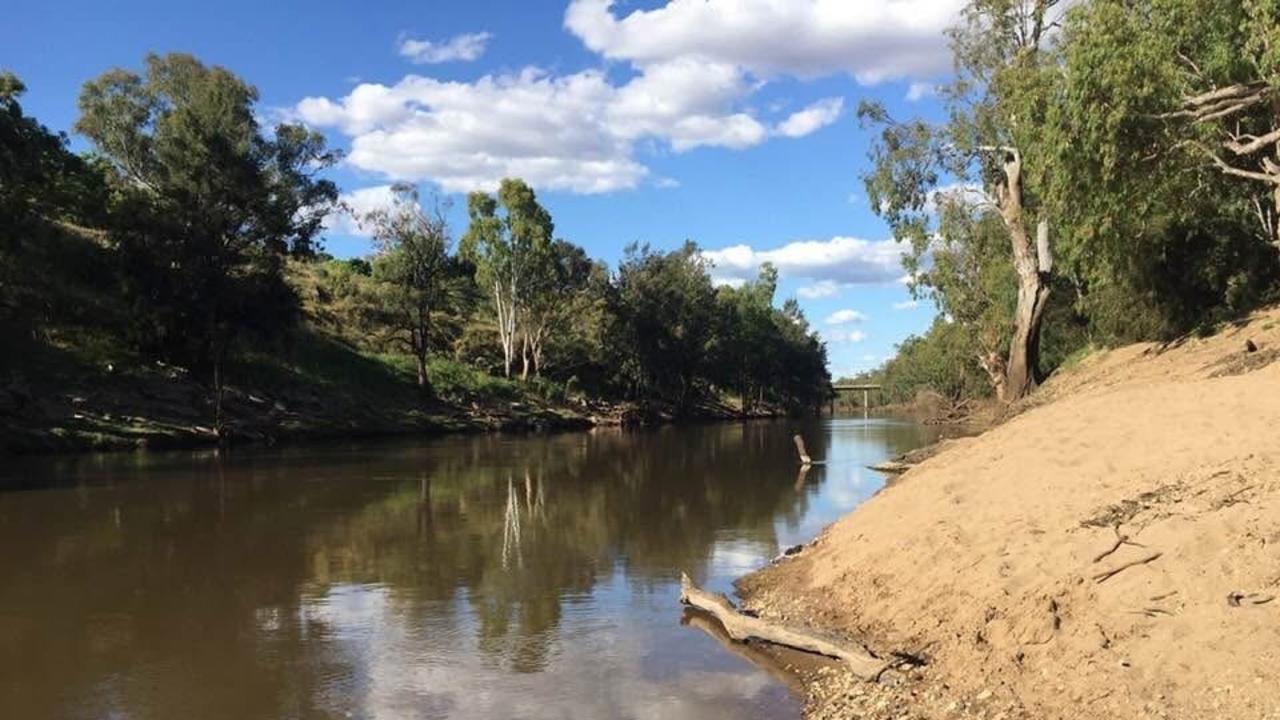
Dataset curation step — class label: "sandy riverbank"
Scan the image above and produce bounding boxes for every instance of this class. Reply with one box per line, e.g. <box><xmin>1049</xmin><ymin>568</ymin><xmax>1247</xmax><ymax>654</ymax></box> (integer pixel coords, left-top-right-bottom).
<box><xmin>738</xmin><ymin>307</ymin><xmax>1280</xmax><ymax>719</ymax></box>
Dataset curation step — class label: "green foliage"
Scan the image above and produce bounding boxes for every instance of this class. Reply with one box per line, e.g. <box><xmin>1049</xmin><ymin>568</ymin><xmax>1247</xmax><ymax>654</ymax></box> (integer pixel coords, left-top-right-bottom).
<box><xmin>0</xmin><ymin>72</ymin><xmax>108</xmax><ymax>333</ymax></box>
<box><xmin>608</xmin><ymin>245</ymin><xmax>829</xmax><ymax>413</ymax></box>
<box><xmin>607</xmin><ymin>242</ymin><xmax>718</xmax><ymax>409</ymax></box>
<box><xmin>427</xmin><ymin>357</ymin><xmax>520</xmax><ymax>403</ymax></box>
<box><xmin>360</xmin><ymin>184</ymin><xmax>459</xmax><ymax>391</ymax></box>
<box><xmin>74</xmin><ymin>54</ymin><xmax>339</xmax><ymax>394</ymax></box>
<box><xmin>860</xmin><ymin>0</ymin><xmax>1280</xmax><ymax>405</ymax></box>
<box><xmin>460</xmin><ymin>178</ymin><xmax>556</xmax><ymax>378</ymax></box>
<box><xmin>1046</xmin><ymin>0</ymin><xmax>1280</xmax><ymax>340</ymax></box>
<box><xmin>873</xmin><ymin>318</ymin><xmax>995</xmax><ymax>404</ymax></box>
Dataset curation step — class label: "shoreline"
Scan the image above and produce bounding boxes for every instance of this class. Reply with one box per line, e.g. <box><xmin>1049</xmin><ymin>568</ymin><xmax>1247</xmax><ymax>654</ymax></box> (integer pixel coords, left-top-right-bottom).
<box><xmin>0</xmin><ymin>388</ymin><xmax>797</xmax><ymax>458</ymax></box>
<box><xmin>726</xmin><ymin>307</ymin><xmax>1280</xmax><ymax>720</ymax></box>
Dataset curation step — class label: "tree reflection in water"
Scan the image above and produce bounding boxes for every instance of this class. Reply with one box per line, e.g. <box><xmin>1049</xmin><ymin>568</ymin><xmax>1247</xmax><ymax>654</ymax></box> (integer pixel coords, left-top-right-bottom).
<box><xmin>0</xmin><ymin>418</ymin><xmax>947</xmax><ymax>719</ymax></box>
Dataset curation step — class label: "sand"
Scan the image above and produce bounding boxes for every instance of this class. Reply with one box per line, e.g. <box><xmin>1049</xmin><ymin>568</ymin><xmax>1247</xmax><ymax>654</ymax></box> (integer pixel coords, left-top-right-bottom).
<box><xmin>740</xmin><ymin>308</ymin><xmax>1280</xmax><ymax>720</ymax></box>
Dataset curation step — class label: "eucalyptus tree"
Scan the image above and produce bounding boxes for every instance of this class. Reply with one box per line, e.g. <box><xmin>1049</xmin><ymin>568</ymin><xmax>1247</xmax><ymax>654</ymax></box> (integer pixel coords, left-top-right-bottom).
<box><xmin>522</xmin><ymin>238</ymin><xmax>597</xmax><ymax>378</ymax></box>
<box><xmin>609</xmin><ymin>242</ymin><xmax>718</xmax><ymax>410</ymax></box>
<box><xmin>75</xmin><ymin>53</ymin><xmax>339</xmax><ymax>432</ymax></box>
<box><xmin>1043</xmin><ymin>0</ymin><xmax>1279</xmax><ymax>336</ymax></box>
<box><xmin>460</xmin><ymin>178</ymin><xmax>554</xmax><ymax>379</ymax></box>
<box><xmin>1155</xmin><ymin>0</ymin><xmax>1280</xmax><ymax>246</ymax></box>
<box><xmin>360</xmin><ymin>183</ymin><xmax>454</xmax><ymax>392</ymax></box>
<box><xmin>861</xmin><ymin>0</ymin><xmax>1065</xmax><ymax>401</ymax></box>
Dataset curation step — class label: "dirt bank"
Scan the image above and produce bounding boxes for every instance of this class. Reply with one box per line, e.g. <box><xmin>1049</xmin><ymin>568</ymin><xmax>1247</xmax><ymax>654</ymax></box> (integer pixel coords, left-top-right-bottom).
<box><xmin>739</xmin><ymin>308</ymin><xmax>1280</xmax><ymax>720</ymax></box>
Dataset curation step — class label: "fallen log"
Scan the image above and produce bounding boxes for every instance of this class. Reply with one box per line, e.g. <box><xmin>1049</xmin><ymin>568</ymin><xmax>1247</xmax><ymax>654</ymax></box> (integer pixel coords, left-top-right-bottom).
<box><xmin>868</xmin><ymin>460</ymin><xmax>912</xmax><ymax>474</ymax></box>
<box><xmin>679</xmin><ymin>573</ymin><xmax>889</xmax><ymax>680</ymax></box>
<box><xmin>681</xmin><ymin>609</ymin><xmax>808</xmax><ymax>695</ymax></box>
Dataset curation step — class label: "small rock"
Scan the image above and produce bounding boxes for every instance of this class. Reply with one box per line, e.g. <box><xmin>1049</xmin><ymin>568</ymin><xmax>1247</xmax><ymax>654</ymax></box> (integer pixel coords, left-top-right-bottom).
<box><xmin>1246</xmin><ymin>339</ymin><xmax>1259</xmax><ymax>353</ymax></box>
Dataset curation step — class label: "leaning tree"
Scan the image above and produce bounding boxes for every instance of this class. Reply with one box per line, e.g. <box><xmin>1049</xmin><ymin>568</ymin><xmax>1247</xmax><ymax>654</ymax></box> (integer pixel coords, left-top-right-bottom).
<box><xmin>861</xmin><ymin>0</ymin><xmax>1065</xmax><ymax>401</ymax></box>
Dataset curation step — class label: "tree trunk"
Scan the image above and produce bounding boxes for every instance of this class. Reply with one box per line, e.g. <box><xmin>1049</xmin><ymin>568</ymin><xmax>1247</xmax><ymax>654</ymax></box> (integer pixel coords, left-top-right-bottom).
<box><xmin>520</xmin><ymin>332</ymin><xmax>530</xmax><ymax>381</ymax></box>
<box><xmin>529</xmin><ymin>325</ymin><xmax>545</xmax><ymax>379</ymax></box>
<box><xmin>415</xmin><ymin>350</ymin><xmax>428</xmax><ymax>389</ymax></box>
<box><xmin>1273</xmin><ymin>183</ymin><xmax>1280</xmax><ymax>249</ymax></box>
<box><xmin>991</xmin><ymin>147</ymin><xmax>1051</xmax><ymax>402</ymax></box>
<box><xmin>1004</xmin><ymin>266</ymin><xmax>1051</xmax><ymax>400</ymax></box>
<box><xmin>212</xmin><ymin>357</ymin><xmax>225</xmax><ymax>440</ymax></box>
<box><xmin>494</xmin><ymin>281</ymin><xmax>515</xmax><ymax>378</ymax></box>
<box><xmin>414</xmin><ymin>309</ymin><xmax>431</xmax><ymax>394</ymax></box>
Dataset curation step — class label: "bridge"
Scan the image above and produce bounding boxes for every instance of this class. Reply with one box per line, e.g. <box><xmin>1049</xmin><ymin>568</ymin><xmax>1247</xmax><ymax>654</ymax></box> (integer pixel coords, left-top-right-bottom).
<box><xmin>830</xmin><ymin>383</ymin><xmax>882</xmax><ymax>415</ymax></box>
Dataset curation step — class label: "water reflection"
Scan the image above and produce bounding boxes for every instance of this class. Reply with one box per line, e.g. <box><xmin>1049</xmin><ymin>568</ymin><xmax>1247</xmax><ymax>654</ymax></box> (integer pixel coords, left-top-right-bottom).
<box><xmin>0</xmin><ymin>418</ymin><xmax>944</xmax><ymax>719</ymax></box>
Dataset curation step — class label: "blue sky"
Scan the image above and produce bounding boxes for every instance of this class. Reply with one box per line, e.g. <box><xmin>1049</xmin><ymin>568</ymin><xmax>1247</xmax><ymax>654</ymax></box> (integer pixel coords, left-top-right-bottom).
<box><xmin>3</xmin><ymin>0</ymin><xmax>965</xmax><ymax>378</ymax></box>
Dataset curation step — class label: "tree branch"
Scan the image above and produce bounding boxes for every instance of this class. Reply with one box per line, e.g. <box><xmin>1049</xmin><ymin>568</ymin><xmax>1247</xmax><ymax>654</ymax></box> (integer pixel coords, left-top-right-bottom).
<box><xmin>1188</xmin><ymin>141</ymin><xmax>1280</xmax><ymax>184</ymax></box>
<box><xmin>1224</xmin><ymin>127</ymin><xmax>1280</xmax><ymax>156</ymax></box>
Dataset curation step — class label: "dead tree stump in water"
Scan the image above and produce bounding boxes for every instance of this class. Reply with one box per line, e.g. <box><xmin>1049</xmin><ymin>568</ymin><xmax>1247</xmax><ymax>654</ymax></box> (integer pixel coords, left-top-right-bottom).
<box><xmin>793</xmin><ymin>434</ymin><xmax>812</xmax><ymax>465</ymax></box>
<box><xmin>678</xmin><ymin>573</ymin><xmax>888</xmax><ymax>680</ymax></box>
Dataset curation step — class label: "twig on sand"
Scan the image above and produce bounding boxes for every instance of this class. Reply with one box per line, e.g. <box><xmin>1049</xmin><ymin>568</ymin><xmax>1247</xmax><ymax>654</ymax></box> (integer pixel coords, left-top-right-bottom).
<box><xmin>1093</xmin><ymin>552</ymin><xmax>1163</xmax><ymax>584</ymax></box>
<box><xmin>1092</xmin><ymin>525</ymin><xmax>1145</xmax><ymax>564</ymax></box>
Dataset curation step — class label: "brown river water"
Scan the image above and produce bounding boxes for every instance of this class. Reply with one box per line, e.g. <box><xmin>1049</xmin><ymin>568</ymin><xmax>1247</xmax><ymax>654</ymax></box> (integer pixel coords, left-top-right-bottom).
<box><xmin>0</xmin><ymin>418</ymin><xmax>944</xmax><ymax>720</ymax></box>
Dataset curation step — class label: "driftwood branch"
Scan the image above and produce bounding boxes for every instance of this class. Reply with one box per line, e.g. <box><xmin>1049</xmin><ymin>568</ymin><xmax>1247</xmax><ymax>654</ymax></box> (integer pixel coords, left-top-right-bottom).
<box><xmin>678</xmin><ymin>573</ymin><xmax>889</xmax><ymax>680</ymax></box>
<box><xmin>681</xmin><ymin>610</ymin><xmax>807</xmax><ymax>695</ymax></box>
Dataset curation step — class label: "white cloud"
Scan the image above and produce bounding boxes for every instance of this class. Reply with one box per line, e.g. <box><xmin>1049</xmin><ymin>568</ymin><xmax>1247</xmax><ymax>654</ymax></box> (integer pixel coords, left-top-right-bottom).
<box><xmin>293</xmin><ymin>1</ymin><xmax>967</xmax><ymax>195</ymax></box>
<box><xmin>296</xmin><ymin>69</ymin><xmax>646</xmax><ymax>193</ymax></box>
<box><xmin>824</xmin><ymin>328</ymin><xmax>868</xmax><ymax>344</ymax></box>
<box><xmin>825</xmin><ymin>309</ymin><xmax>866</xmax><ymax>325</ymax></box>
<box><xmin>325</xmin><ymin>184</ymin><xmax>400</xmax><ymax>237</ymax></box>
<box><xmin>893</xmin><ymin>299</ymin><xmax>920</xmax><ymax>310</ymax></box>
<box><xmin>398</xmin><ymin>32</ymin><xmax>493</xmax><ymax>64</ymax></box>
<box><xmin>926</xmin><ymin>182</ymin><xmax>991</xmax><ymax>214</ymax></box>
<box><xmin>293</xmin><ymin>60</ymin><xmax>781</xmax><ymax>193</ymax></box>
<box><xmin>564</xmin><ymin>0</ymin><xmax>965</xmax><ymax>83</ymax></box>
<box><xmin>776</xmin><ymin>97</ymin><xmax>843</xmax><ymax>138</ymax></box>
<box><xmin>906</xmin><ymin>81</ymin><xmax>937</xmax><ymax>101</ymax></box>
<box><xmin>703</xmin><ymin>236</ymin><xmax>906</xmax><ymax>287</ymax></box>
<box><xmin>796</xmin><ymin>280</ymin><xmax>843</xmax><ymax>299</ymax></box>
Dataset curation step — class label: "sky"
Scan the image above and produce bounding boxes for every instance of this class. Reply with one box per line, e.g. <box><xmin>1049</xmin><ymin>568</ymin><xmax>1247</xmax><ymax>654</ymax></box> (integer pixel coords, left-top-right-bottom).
<box><xmin>2</xmin><ymin>0</ymin><xmax>965</xmax><ymax>379</ymax></box>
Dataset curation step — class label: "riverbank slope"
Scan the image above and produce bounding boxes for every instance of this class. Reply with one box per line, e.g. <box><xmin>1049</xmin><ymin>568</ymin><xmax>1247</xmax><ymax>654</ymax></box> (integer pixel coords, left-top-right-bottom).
<box><xmin>0</xmin><ymin>329</ymin><xmax>766</xmax><ymax>456</ymax></box>
<box><xmin>740</xmin><ymin>307</ymin><xmax>1280</xmax><ymax>719</ymax></box>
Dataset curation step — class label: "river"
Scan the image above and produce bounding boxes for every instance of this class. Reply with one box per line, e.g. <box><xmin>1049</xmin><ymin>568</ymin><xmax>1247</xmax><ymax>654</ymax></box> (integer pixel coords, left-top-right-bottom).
<box><xmin>0</xmin><ymin>418</ymin><xmax>946</xmax><ymax>719</ymax></box>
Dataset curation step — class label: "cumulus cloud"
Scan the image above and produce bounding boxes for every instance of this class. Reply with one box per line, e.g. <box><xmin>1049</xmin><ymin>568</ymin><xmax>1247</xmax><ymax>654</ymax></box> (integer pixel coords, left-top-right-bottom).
<box><xmin>398</xmin><ymin>32</ymin><xmax>493</xmax><ymax>64</ymax></box>
<box><xmin>296</xmin><ymin>69</ymin><xmax>646</xmax><ymax>193</ymax></box>
<box><xmin>776</xmin><ymin>97</ymin><xmax>844</xmax><ymax>138</ymax></box>
<box><xmin>702</xmin><ymin>236</ymin><xmax>906</xmax><ymax>288</ymax></box>
<box><xmin>564</xmin><ymin>0</ymin><xmax>965</xmax><ymax>83</ymax></box>
<box><xmin>824</xmin><ymin>328</ymin><xmax>868</xmax><ymax>344</ymax></box>
<box><xmin>293</xmin><ymin>1</ymin><xmax>966</xmax><ymax>194</ymax></box>
<box><xmin>293</xmin><ymin>60</ymin><xmax>781</xmax><ymax>193</ymax></box>
<box><xmin>906</xmin><ymin>81</ymin><xmax>937</xmax><ymax>101</ymax></box>
<box><xmin>324</xmin><ymin>184</ymin><xmax>399</xmax><ymax>237</ymax></box>
<box><xmin>825</xmin><ymin>309</ymin><xmax>866</xmax><ymax>325</ymax></box>
<box><xmin>796</xmin><ymin>280</ymin><xmax>843</xmax><ymax>299</ymax></box>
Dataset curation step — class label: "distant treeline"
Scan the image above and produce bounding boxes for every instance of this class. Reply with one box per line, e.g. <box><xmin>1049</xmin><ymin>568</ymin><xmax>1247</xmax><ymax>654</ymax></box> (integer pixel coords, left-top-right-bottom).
<box><xmin>843</xmin><ymin>0</ymin><xmax>1280</xmax><ymax>404</ymax></box>
<box><xmin>0</xmin><ymin>55</ymin><xmax>830</xmax><ymax>427</ymax></box>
